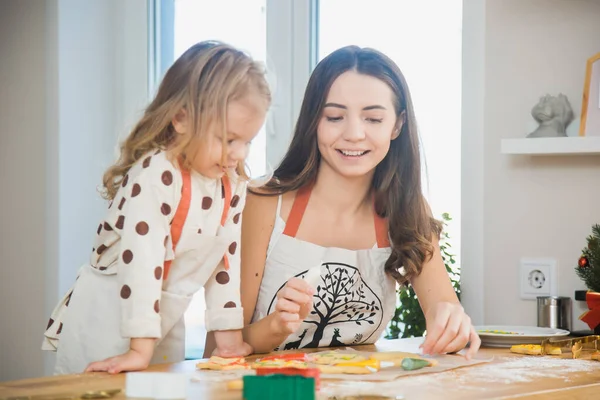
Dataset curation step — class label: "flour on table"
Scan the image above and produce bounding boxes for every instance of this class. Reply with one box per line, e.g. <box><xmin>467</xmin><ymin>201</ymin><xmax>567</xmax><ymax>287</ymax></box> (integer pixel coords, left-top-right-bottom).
<box><xmin>454</xmin><ymin>356</ymin><xmax>599</xmax><ymax>385</ymax></box>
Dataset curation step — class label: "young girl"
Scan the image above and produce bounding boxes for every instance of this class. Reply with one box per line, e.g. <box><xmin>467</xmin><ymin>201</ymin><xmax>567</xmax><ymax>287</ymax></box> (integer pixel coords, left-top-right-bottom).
<box><xmin>205</xmin><ymin>45</ymin><xmax>479</xmax><ymax>358</ymax></box>
<box><xmin>42</xmin><ymin>41</ymin><xmax>271</xmax><ymax>375</ymax></box>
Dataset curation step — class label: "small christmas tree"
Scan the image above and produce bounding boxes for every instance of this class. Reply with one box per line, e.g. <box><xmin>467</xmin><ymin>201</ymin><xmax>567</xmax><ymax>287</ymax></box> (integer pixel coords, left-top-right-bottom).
<box><xmin>576</xmin><ymin>224</ymin><xmax>600</xmax><ymax>293</ymax></box>
<box><xmin>575</xmin><ymin>224</ymin><xmax>600</xmax><ymax>334</ymax></box>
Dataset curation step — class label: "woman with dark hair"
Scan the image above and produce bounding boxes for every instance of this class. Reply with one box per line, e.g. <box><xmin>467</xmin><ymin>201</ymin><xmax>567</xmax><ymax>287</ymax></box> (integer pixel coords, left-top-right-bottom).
<box><xmin>206</xmin><ymin>45</ymin><xmax>480</xmax><ymax>358</ymax></box>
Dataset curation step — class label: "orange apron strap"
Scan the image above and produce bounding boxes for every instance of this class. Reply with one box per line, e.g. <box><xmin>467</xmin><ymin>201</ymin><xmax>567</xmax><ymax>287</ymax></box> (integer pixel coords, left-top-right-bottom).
<box><xmin>374</xmin><ymin>213</ymin><xmax>390</xmax><ymax>248</ymax></box>
<box><xmin>282</xmin><ymin>184</ymin><xmax>313</xmax><ymax>238</ymax></box>
<box><xmin>163</xmin><ymin>166</ymin><xmax>192</xmax><ymax>281</ymax></box>
<box><xmin>221</xmin><ymin>175</ymin><xmax>233</xmax><ymax>271</ymax></box>
<box><xmin>221</xmin><ymin>175</ymin><xmax>232</xmax><ymax>226</ymax></box>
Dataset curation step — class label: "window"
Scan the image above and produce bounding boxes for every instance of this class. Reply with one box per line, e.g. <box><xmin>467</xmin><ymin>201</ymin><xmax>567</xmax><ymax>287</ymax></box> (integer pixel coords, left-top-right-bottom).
<box><xmin>318</xmin><ymin>0</ymin><xmax>463</xmax><ymax>255</ymax></box>
<box><xmin>159</xmin><ymin>0</ymin><xmax>267</xmax><ymax>359</ymax></box>
<box><xmin>154</xmin><ymin>0</ymin><xmax>462</xmax><ymax>357</ymax></box>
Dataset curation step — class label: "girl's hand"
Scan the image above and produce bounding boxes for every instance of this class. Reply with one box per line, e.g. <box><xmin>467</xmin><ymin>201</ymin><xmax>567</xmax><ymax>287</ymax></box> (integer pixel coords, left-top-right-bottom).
<box><xmin>84</xmin><ymin>338</ymin><xmax>156</xmax><ymax>374</ymax></box>
<box><xmin>212</xmin><ymin>329</ymin><xmax>253</xmax><ymax>358</ymax></box>
<box><xmin>420</xmin><ymin>302</ymin><xmax>481</xmax><ymax>360</ymax></box>
<box><xmin>270</xmin><ymin>277</ymin><xmax>314</xmax><ymax>336</ymax></box>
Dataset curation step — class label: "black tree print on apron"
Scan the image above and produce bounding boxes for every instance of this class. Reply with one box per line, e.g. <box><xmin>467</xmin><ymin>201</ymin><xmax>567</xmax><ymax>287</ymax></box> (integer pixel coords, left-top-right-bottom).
<box><xmin>268</xmin><ymin>262</ymin><xmax>384</xmax><ymax>349</ymax></box>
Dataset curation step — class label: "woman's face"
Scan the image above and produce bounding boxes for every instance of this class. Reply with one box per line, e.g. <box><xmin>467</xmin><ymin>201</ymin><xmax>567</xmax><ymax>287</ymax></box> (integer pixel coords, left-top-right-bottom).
<box><xmin>317</xmin><ymin>71</ymin><xmax>400</xmax><ymax>179</ymax></box>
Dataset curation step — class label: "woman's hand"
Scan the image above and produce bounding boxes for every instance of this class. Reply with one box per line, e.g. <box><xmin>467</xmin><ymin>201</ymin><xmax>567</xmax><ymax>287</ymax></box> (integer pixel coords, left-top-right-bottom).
<box><xmin>420</xmin><ymin>302</ymin><xmax>481</xmax><ymax>360</ymax></box>
<box><xmin>270</xmin><ymin>277</ymin><xmax>314</xmax><ymax>336</ymax></box>
<box><xmin>84</xmin><ymin>338</ymin><xmax>156</xmax><ymax>374</ymax></box>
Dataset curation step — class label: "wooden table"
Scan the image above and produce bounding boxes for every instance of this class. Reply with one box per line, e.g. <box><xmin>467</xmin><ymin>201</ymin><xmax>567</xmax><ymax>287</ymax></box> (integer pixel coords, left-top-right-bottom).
<box><xmin>2</xmin><ymin>338</ymin><xmax>599</xmax><ymax>399</ymax></box>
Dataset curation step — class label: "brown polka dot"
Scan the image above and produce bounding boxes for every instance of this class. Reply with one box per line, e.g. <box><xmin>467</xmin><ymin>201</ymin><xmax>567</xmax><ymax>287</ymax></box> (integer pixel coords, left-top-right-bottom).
<box><xmin>161</xmin><ymin>203</ymin><xmax>171</xmax><ymax>215</ymax></box>
<box><xmin>162</xmin><ymin>171</ymin><xmax>173</xmax><ymax>185</ymax></box>
<box><xmin>131</xmin><ymin>183</ymin><xmax>141</xmax><ymax>197</ymax></box>
<box><xmin>231</xmin><ymin>195</ymin><xmax>240</xmax><ymax>208</ymax></box>
<box><xmin>122</xmin><ymin>250</ymin><xmax>133</xmax><ymax>264</ymax></box>
<box><xmin>103</xmin><ymin>222</ymin><xmax>113</xmax><ymax>231</ymax></box>
<box><xmin>154</xmin><ymin>149</ymin><xmax>161</xmax><ymax>155</ymax></box>
<box><xmin>154</xmin><ymin>300</ymin><xmax>160</xmax><ymax>313</ymax></box>
<box><xmin>97</xmin><ymin>224</ymin><xmax>102</xmax><ymax>235</ymax></box>
<box><xmin>255</xmin><ymin>273</ymin><xmax>259</xmax><ymax>277</ymax></box>
<box><xmin>224</xmin><ymin>301</ymin><xmax>236</xmax><ymax>308</ymax></box>
<box><xmin>221</xmin><ymin>184</ymin><xmax>225</xmax><ymax>199</ymax></box>
<box><xmin>202</xmin><ymin>197</ymin><xmax>213</xmax><ymax>210</ymax></box>
<box><xmin>97</xmin><ymin>245</ymin><xmax>107</xmax><ymax>255</ymax></box>
<box><xmin>57</xmin><ymin>323</ymin><xmax>63</xmax><ymax>334</ymax></box>
<box><xmin>197</xmin><ymin>228</ymin><xmax>202</xmax><ymax>234</ymax></box>
<box><xmin>233</xmin><ymin>213</ymin><xmax>241</xmax><ymax>224</ymax></box>
<box><xmin>154</xmin><ymin>266</ymin><xmax>163</xmax><ymax>280</ymax></box>
<box><xmin>229</xmin><ymin>242</ymin><xmax>237</xmax><ymax>255</ymax></box>
<box><xmin>122</xmin><ymin>174</ymin><xmax>129</xmax><ymax>187</ymax></box>
<box><xmin>92</xmin><ymin>247</ymin><xmax>95</xmax><ymax>253</ymax></box>
<box><xmin>164</xmin><ymin>236</ymin><xmax>169</xmax><ymax>247</ymax></box>
<box><xmin>120</xmin><ymin>285</ymin><xmax>131</xmax><ymax>299</ymax></box>
<box><xmin>99</xmin><ymin>266</ymin><xmax>107</xmax><ymax>271</ymax></box>
<box><xmin>142</xmin><ymin>156</ymin><xmax>151</xmax><ymax>168</ymax></box>
<box><xmin>65</xmin><ymin>291</ymin><xmax>72</xmax><ymax>306</ymax></box>
<box><xmin>108</xmin><ymin>201</ymin><xmax>113</xmax><ymax>209</ymax></box>
<box><xmin>47</xmin><ymin>318</ymin><xmax>54</xmax><ymax>330</ymax></box>
<box><xmin>116</xmin><ymin>215</ymin><xmax>125</xmax><ymax>230</ymax></box>
<box><xmin>216</xmin><ymin>271</ymin><xmax>230</xmax><ymax>284</ymax></box>
<box><xmin>118</xmin><ymin>197</ymin><xmax>126</xmax><ymax>210</ymax></box>
<box><xmin>135</xmin><ymin>221</ymin><xmax>149</xmax><ymax>235</ymax></box>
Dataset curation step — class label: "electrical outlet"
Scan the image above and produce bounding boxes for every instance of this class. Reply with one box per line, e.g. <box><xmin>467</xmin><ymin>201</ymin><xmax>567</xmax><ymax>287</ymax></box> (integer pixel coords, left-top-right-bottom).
<box><xmin>519</xmin><ymin>258</ymin><xmax>557</xmax><ymax>300</ymax></box>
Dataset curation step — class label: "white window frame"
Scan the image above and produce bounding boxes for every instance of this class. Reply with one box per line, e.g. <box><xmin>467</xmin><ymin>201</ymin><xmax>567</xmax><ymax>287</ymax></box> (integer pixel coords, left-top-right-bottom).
<box><xmin>149</xmin><ymin>0</ymin><xmax>318</xmax><ymax>171</ymax></box>
<box><xmin>264</xmin><ymin>0</ymin><xmax>318</xmax><ymax>168</ymax></box>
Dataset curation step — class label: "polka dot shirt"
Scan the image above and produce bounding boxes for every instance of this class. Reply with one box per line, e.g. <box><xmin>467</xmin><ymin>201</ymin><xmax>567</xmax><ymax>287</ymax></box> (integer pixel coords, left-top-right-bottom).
<box><xmin>86</xmin><ymin>150</ymin><xmax>246</xmax><ymax>338</ymax></box>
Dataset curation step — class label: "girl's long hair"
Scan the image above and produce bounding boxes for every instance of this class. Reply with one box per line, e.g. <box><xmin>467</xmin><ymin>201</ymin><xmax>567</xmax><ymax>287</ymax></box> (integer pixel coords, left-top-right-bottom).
<box><xmin>102</xmin><ymin>40</ymin><xmax>271</xmax><ymax>200</ymax></box>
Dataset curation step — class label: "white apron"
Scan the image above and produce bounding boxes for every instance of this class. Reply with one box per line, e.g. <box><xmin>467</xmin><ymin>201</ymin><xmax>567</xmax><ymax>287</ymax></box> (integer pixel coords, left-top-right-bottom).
<box><xmin>45</xmin><ymin>167</ymin><xmax>235</xmax><ymax>375</ymax></box>
<box><xmin>251</xmin><ymin>185</ymin><xmax>397</xmax><ymax>350</ymax></box>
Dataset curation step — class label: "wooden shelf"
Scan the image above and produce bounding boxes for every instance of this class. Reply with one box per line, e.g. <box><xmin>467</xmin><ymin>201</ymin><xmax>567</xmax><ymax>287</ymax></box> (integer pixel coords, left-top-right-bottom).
<box><xmin>501</xmin><ymin>136</ymin><xmax>600</xmax><ymax>155</ymax></box>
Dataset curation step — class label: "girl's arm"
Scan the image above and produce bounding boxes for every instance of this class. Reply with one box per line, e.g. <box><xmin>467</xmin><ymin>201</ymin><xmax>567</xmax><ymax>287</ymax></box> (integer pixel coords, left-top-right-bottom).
<box><xmin>204</xmin><ymin>191</ymin><xmax>313</xmax><ymax>356</ymax></box>
<box><xmin>87</xmin><ymin>152</ymin><xmax>178</xmax><ymax>373</ymax></box>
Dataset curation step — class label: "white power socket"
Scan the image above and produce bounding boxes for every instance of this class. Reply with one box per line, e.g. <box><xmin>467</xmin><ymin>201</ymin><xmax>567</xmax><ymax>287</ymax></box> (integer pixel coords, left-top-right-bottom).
<box><xmin>519</xmin><ymin>258</ymin><xmax>558</xmax><ymax>300</ymax></box>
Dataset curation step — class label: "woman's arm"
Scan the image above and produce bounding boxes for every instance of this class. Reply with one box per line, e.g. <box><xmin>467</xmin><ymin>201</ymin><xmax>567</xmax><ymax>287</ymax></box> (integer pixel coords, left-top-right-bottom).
<box><xmin>410</xmin><ymin>207</ymin><xmax>480</xmax><ymax>359</ymax></box>
<box><xmin>411</xmin><ymin>238</ymin><xmax>459</xmax><ymax>311</ymax></box>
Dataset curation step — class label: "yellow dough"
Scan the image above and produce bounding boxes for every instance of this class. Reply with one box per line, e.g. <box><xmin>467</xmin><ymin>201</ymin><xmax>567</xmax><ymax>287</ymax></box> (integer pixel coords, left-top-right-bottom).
<box><xmin>310</xmin><ymin>351</ymin><xmax>367</xmax><ymax>365</ymax></box>
<box><xmin>510</xmin><ymin>344</ymin><xmax>561</xmax><ymax>356</ymax></box>
<box><xmin>316</xmin><ymin>364</ymin><xmax>374</xmax><ymax>374</ymax></box>
<box><xmin>196</xmin><ymin>356</ymin><xmax>250</xmax><ymax>371</ymax></box>
<box><xmin>226</xmin><ymin>379</ymin><xmax>243</xmax><ymax>390</ymax></box>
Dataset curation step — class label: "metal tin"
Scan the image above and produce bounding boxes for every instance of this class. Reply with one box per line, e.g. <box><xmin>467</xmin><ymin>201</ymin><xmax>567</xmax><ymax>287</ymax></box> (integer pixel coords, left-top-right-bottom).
<box><xmin>537</xmin><ymin>296</ymin><xmax>572</xmax><ymax>331</ymax></box>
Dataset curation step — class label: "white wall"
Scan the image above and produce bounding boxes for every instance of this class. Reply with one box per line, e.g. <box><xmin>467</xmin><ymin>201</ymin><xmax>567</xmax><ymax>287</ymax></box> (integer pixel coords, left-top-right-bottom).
<box><xmin>0</xmin><ymin>0</ymin><xmax>49</xmax><ymax>382</ymax></box>
<box><xmin>0</xmin><ymin>0</ymin><xmax>148</xmax><ymax>381</ymax></box>
<box><xmin>462</xmin><ymin>0</ymin><xmax>600</xmax><ymax>330</ymax></box>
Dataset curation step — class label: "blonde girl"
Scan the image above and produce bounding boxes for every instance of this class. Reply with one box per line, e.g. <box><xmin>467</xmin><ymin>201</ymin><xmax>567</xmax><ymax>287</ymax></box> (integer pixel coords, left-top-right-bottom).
<box><xmin>42</xmin><ymin>41</ymin><xmax>271</xmax><ymax>375</ymax></box>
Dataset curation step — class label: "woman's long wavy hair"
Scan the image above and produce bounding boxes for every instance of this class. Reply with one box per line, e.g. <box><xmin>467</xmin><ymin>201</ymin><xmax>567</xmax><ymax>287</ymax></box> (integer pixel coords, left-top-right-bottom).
<box><xmin>254</xmin><ymin>45</ymin><xmax>441</xmax><ymax>285</ymax></box>
<box><xmin>101</xmin><ymin>40</ymin><xmax>271</xmax><ymax>200</ymax></box>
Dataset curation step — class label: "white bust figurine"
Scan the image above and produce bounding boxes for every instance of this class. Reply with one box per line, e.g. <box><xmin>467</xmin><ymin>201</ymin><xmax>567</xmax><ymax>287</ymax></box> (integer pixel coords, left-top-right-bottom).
<box><xmin>526</xmin><ymin>93</ymin><xmax>574</xmax><ymax>138</ymax></box>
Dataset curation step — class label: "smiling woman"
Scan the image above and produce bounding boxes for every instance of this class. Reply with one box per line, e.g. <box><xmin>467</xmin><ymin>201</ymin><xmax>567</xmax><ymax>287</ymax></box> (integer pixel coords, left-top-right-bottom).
<box><xmin>317</xmin><ymin>71</ymin><xmax>403</xmax><ymax>180</ymax></box>
<box><xmin>202</xmin><ymin>45</ymin><xmax>479</xmax><ymax>359</ymax></box>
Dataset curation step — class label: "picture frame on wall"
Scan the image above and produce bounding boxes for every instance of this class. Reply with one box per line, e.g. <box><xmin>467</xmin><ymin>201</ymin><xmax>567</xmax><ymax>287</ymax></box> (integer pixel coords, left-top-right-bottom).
<box><xmin>579</xmin><ymin>52</ymin><xmax>600</xmax><ymax>137</ymax></box>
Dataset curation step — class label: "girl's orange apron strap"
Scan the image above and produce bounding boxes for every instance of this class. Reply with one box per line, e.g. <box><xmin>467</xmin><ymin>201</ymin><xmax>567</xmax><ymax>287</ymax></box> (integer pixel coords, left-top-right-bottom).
<box><xmin>221</xmin><ymin>175</ymin><xmax>233</xmax><ymax>270</ymax></box>
<box><xmin>221</xmin><ymin>175</ymin><xmax>232</xmax><ymax>226</ymax></box>
<box><xmin>282</xmin><ymin>184</ymin><xmax>313</xmax><ymax>238</ymax></box>
<box><xmin>163</xmin><ymin>166</ymin><xmax>192</xmax><ymax>281</ymax></box>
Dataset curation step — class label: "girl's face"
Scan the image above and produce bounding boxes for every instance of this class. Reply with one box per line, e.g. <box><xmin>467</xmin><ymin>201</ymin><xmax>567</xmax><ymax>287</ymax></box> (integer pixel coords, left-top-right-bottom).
<box><xmin>177</xmin><ymin>95</ymin><xmax>266</xmax><ymax>179</ymax></box>
<box><xmin>317</xmin><ymin>71</ymin><xmax>401</xmax><ymax>180</ymax></box>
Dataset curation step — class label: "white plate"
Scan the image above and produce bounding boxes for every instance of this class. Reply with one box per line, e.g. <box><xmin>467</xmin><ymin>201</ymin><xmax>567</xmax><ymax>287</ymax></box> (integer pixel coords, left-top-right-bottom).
<box><xmin>474</xmin><ymin>325</ymin><xmax>570</xmax><ymax>348</ymax></box>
